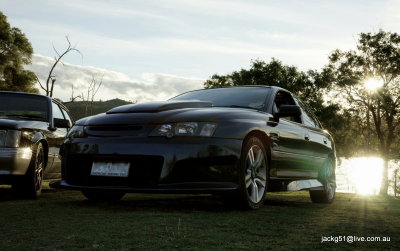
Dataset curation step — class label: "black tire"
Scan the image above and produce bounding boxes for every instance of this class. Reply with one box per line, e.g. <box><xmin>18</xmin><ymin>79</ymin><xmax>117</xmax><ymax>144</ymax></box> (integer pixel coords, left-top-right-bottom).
<box><xmin>13</xmin><ymin>143</ymin><xmax>45</xmax><ymax>199</ymax></box>
<box><xmin>309</xmin><ymin>158</ymin><xmax>336</xmax><ymax>203</ymax></box>
<box><xmin>222</xmin><ymin>137</ymin><xmax>268</xmax><ymax>209</ymax></box>
<box><xmin>81</xmin><ymin>190</ymin><xmax>125</xmax><ymax>201</ymax></box>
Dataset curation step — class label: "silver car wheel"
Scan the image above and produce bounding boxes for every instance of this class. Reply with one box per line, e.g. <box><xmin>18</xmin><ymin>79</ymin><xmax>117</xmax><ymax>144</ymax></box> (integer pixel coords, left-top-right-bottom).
<box><xmin>245</xmin><ymin>145</ymin><xmax>267</xmax><ymax>204</ymax></box>
<box><xmin>324</xmin><ymin>160</ymin><xmax>336</xmax><ymax>201</ymax></box>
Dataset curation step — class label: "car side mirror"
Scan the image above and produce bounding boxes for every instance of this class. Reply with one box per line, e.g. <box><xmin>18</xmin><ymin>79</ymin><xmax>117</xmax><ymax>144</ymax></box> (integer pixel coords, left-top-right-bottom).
<box><xmin>54</xmin><ymin>118</ymin><xmax>71</xmax><ymax>129</ymax></box>
<box><xmin>278</xmin><ymin>105</ymin><xmax>302</xmax><ymax>117</ymax></box>
<box><xmin>273</xmin><ymin>105</ymin><xmax>302</xmax><ymax>122</ymax></box>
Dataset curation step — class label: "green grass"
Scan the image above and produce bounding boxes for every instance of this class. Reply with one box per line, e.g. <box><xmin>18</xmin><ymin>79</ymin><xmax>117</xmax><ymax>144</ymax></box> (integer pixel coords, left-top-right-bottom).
<box><xmin>0</xmin><ymin>184</ymin><xmax>398</xmax><ymax>250</ymax></box>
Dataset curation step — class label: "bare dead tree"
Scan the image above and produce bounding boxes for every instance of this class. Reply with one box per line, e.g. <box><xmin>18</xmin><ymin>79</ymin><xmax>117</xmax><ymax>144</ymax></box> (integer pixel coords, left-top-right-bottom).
<box><xmin>62</xmin><ymin>85</ymin><xmax>81</xmax><ymax>105</ymax></box>
<box><xmin>70</xmin><ymin>85</ymin><xmax>81</xmax><ymax>102</ymax></box>
<box><xmin>36</xmin><ymin>36</ymin><xmax>82</xmax><ymax>97</ymax></box>
<box><xmin>89</xmin><ymin>76</ymin><xmax>103</xmax><ymax>115</ymax></box>
<box><xmin>81</xmin><ymin>75</ymin><xmax>103</xmax><ymax>116</ymax></box>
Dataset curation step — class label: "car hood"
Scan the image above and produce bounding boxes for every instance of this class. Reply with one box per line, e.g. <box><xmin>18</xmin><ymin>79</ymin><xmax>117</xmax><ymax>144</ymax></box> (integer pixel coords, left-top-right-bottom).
<box><xmin>107</xmin><ymin>100</ymin><xmax>213</xmax><ymax>114</ymax></box>
<box><xmin>77</xmin><ymin>101</ymin><xmax>267</xmax><ymax>126</ymax></box>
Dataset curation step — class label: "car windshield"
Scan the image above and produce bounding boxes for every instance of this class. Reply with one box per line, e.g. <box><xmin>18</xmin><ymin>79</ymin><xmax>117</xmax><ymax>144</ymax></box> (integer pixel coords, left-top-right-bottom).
<box><xmin>170</xmin><ymin>86</ymin><xmax>271</xmax><ymax>110</ymax></box>
<box><xmin>0</xmin><ymin>93</ymin><xmax>49</xmax><ymax>121</ymax></box>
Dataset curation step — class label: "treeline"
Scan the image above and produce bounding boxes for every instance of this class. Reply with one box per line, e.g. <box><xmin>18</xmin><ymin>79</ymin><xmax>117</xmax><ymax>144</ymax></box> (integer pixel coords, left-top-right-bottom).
<box><xmin>64</xmin><ymin>99</ymin><xmax>133</xmax><ymax>121</ymax></box>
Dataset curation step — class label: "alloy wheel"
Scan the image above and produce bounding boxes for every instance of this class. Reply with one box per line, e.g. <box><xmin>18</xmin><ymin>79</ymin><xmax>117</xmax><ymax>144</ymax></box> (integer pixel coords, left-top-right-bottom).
<box><xmin>34</xmin><ymin>146</ymin><xmax>44</xmax><ymax>193</ymax></box>
<box><xmin>324</xmin><ymin>160</ymin><xmax>336</xmax><ymax>201</ymax></box>
<box><xmin>245</xmin><ymin>145</ymin><xmax>267</xmax><ymax>203</ymax></box>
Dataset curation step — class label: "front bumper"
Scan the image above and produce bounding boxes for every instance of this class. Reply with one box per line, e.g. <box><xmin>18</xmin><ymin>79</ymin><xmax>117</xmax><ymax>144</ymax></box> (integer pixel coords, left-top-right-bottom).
<box><xmin>0</xmin><ymin>147</ymin><xmax>32</xmax><ymax>176</ymax></box>
<box><xmin>60</xmin><ymin>137</ymin><xmax>243</xmax><ymax>193</ymax></box>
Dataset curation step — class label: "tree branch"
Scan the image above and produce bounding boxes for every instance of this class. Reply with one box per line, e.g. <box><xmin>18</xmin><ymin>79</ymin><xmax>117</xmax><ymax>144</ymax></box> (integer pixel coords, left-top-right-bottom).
<box><xmin>45</xmin><ymin>36</ymin><xmax>83</xmax><ymax>97</ymax></box>
<box><xmin>34</xmin><ymin>75</ymin><xmax>47</xmax><ymax>92</ymax></box>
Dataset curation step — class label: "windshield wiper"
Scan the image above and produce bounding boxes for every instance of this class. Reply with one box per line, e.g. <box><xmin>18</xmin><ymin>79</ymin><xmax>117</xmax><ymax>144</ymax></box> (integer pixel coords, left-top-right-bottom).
<box><xmin>221</xmin><ymin>105</ymin><xmax>262</xmax><ymax>110</ymax></box>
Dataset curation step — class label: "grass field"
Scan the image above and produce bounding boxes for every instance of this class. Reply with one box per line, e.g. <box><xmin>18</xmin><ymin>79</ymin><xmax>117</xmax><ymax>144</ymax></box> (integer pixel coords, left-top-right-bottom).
<box><xmin>0</xmin><ymin>184</ymin><xmax>398</xmax><ymax>250</ymax></box>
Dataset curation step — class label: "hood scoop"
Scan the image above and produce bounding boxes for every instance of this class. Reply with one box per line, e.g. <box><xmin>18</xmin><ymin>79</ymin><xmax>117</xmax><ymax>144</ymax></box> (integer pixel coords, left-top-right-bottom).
<box><xmin>106</xmin><ymin>100</ymin><xmax>213</xmax><ymax>114</ymax></box>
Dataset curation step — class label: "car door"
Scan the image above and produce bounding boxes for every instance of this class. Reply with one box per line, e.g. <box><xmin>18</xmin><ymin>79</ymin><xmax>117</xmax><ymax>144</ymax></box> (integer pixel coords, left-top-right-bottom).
<box><xmin>297</xmin><ymin>99</ymin><xmax>332</xmax><ymax>173</ymax></box>
<box><xmin>45</xmin><ymin>102</ymin><xmax>69</xmax><ymax>178</ymax></box>
<box><xmin>268</xmin><ymin>90</ymin><xmax>314</xmax><ymax>178</ymax></box>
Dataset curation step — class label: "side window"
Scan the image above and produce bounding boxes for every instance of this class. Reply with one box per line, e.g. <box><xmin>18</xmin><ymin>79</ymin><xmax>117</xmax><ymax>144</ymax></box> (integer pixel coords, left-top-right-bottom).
<box><xmin>273</xmin><ymin>91</ymin><xmax>301</xmax><ymax>123</ymax></box>
<box><xmin>296</xmin><ymin>98</ymin><xmax>320</xmax><ymax>128</ymax></box>
<box><xmin>52</xmin><ymin>102</ymin><xmax>65</xmax><ymax>120</ymax></box>
<box><xmin>302</xmin><ymin>109</ymin><xmax>317</xmax><ymax>127</ymax></box>
<box><xmin>52</xmin><ymin>103</ymin><xmax>69</xmax><ymax>133</ymax></box>
<box><xmin>312</xmin><ymin>115</ymin><xmax>322</xmax><ymax>128</ymax></box>
<box><xmin>61</xmin><ymin>109</ymin><xmax>72</xmax><ymax>124</ymax></box>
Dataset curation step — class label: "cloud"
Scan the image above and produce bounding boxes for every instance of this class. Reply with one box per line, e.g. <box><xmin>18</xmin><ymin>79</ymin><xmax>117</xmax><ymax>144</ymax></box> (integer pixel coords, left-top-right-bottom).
<box><xmin>26</xmin><ymin>54</ymin><xmax>204</xmax><ymax>102</ymax></box>
<box><xmin>14</xmin><ymin>18</ymin><xmax>328</xmax><ymax>56</ymax></box>
<box><xmin>382</xmin><ymin>0</ymin><xmax>400</xmax><ymax>31</ymax></box>
<box><xmin>168</xmin><ymin>0</ymin><xmax>309</xmax><ymax>25</ymax></box>
<box><xmin>7</xmin><ymin>1</ymin><xmax>370</xmax><ymax>76</ymax></box>
<box><xmin>5</xmin><ymin>0</ymin><xmax>399</xmax><ymax>79</ymax></box>
<box><xmin>58</xmin><ymin>0</ymin><xmax>168</xmax><ymax>20</ymax></box>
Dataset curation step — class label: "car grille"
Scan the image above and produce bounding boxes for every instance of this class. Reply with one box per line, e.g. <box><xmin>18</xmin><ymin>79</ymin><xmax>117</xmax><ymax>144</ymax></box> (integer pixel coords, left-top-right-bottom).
<box><xmin>64</xmin><ymin>154</ymin><xmax>164</xmax><ymax>187</ymax></box>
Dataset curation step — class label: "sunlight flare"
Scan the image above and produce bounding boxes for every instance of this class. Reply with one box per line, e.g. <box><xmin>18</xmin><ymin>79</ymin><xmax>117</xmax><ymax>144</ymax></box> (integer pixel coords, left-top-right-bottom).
<box><xmin>364</xmin><ymin>78</ymin><xmax>383</xmax><ymax>92</ymax></box>
<box><xmin>348</xmin><ymin>157</ymin><xmax>383</xmax><ymax>194</ymax></box>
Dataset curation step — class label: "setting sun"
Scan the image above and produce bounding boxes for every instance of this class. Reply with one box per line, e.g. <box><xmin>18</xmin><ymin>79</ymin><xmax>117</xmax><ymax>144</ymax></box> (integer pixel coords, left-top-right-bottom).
<box><xmin>347</xmin><ymin>157</ymin><xmax>383</xmax><ymax>194</ymax></box>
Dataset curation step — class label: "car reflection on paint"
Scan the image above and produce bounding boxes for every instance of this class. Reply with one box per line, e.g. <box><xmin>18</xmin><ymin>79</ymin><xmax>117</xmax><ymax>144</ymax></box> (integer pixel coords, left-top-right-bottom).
<box><xmin>58</xmin><ymin>86</ymin><xmax>336</xmax><ymax>209</ymax></box>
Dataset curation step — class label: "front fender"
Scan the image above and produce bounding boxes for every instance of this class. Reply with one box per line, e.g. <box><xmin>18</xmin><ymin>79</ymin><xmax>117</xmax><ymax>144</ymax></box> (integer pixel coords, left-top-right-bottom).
<box><xmin>213</xmin><ymin>117</ymin><xmax>273</xmax><ymax>140</ymax></box>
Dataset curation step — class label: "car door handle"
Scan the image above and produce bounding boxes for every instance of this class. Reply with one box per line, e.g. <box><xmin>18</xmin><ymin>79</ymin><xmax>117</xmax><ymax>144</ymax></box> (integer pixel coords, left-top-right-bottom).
<box><xmin>304</xmin><ymin>134</ymin><xmax>310</xmax><ymax>141</ymax></box>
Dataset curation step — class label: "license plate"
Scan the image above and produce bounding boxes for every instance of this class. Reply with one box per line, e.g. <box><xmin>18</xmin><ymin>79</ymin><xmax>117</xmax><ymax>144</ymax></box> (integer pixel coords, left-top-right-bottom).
<box><xmin>91</xmin><ymin>162</ymin><xmax>130</xmax><ymax>177</ymax></box>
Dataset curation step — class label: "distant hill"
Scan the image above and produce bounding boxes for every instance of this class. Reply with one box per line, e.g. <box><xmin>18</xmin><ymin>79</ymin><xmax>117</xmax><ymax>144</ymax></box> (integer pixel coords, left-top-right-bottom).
<box><xmin>64</xmin><ymin>98</ymin><xmax>134</xmax><ymax>121</ymax></box>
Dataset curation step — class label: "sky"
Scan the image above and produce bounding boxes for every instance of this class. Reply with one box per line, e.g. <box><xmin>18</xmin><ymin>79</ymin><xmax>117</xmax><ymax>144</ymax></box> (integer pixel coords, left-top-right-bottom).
<box><xmin>1</xmin><ymin>0</ymin><xmax>399</xmax><ymax>102</ymax></box>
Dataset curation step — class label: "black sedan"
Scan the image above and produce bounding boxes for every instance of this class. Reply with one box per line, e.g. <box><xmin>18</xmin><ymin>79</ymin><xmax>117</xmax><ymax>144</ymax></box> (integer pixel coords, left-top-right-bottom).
<box><xmin>59</xmin><ymin>86</ymin><xmax>336</xmax><ymax>209</ymax></box>
<box><xmin>0</xmin><ymin>91</ymin><xmax>72</xmax><ymax>198</ymax></box>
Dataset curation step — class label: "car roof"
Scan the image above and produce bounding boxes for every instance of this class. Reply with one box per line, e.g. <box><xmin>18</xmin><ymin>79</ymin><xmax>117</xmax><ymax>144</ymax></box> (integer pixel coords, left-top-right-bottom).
<box><xmin>211</xmin><ymin>85</ymin><xmax>271</xmax><ymax>89</ymax></box>
<box><xmin>187</xmin><ymin>85</ymin><xmax>288</xmax><ymax>91</ymax></box>
<box><xmin>0</xmin><ymin>91</ymin><xmax>70</xmax><ymax>112</ymax></box>
<box><xmin>169</xmin><ymin>85</ymin><xmax>294</xmax><ymax>101</ymax></box>
<box><xmin>0</xmin><ymin>91</ymin><xmax>51</xmax><ymax>99</ymax></box>
<box><xmin>175</xmin><ymin>85</ymin><xmax>288</xmax><ymax>95</ymax></box>
<box><xmin>214</xmin><ymin>85</ymin><xmax>294</xmax><ymax>94</ymax></box>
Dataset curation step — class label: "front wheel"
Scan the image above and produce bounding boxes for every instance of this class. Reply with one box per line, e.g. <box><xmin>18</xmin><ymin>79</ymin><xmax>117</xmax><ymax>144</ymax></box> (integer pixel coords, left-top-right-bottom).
<box><xmin>309</xmin><ymin>158</ymin><xmax>336</xmax><ymax>203</ymax></box>
<box><xmin>13</xmin><ymin>143</ymin><xmax>45</xmax><ymax>199</ymax></box>
<box><xmin>222</xmin><ymin>137</ymin><xmax>268</xmax><ymax>209</ymax></box>
<box><xmin>81</xmin><ymin>190</ymin><xmax>125</xmax><ymax>201</ymax></box>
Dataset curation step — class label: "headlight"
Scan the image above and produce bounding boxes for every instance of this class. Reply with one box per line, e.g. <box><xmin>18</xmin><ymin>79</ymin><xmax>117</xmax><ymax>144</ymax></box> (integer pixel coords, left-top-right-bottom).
<box><xmin>0</xmin><ymin>130</ymin><xmax>21</xmax><ymax>148</ymax></box>
<box><xmin>150</xmin><ymin>122</ymin><xmax>217</xmax><ymax>138</ymax></box>
<box><xmin>66</xmin><ymin>125</ymin><xmax>85</xmax><ymax>138</ymax></box>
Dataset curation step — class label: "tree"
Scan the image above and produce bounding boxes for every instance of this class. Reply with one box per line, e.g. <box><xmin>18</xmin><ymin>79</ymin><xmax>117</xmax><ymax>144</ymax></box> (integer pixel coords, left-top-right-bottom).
<box><xmin>205</xmin><ymin>59</ymin><xmax>324</xmax><ymax>106</ymax></box>
<box><xmin>68</xmin><ymin>84</ymin><xmax>81</xmax><ymax>103</ymax></box>
<box><xmin>326</xmin><ymin>30</ymin><xmax>400</xmax><ymax>195</ymax></box>
<box><xmin>204</xmin><ymin>58</ymin><xmax>349</xmax><ymax>155</ymax></box>
<box><xmin>0</xmin><ymin>12</ymin><xmax>37</xmax><ymax>93</ymax></box>
<box><xmin>36</xmin><ymin>36</ymin><xmax>81</xmax><ymax>97</ymax></box>
<box><xmin>80</xmin><ymin>75</ymin><xmax>103</xmax><ymax>117</ymax></box>
<box><xmin>391</xmin><ymin>162</ymin><xmax>399</xmax><ymax>197</ymax></box>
